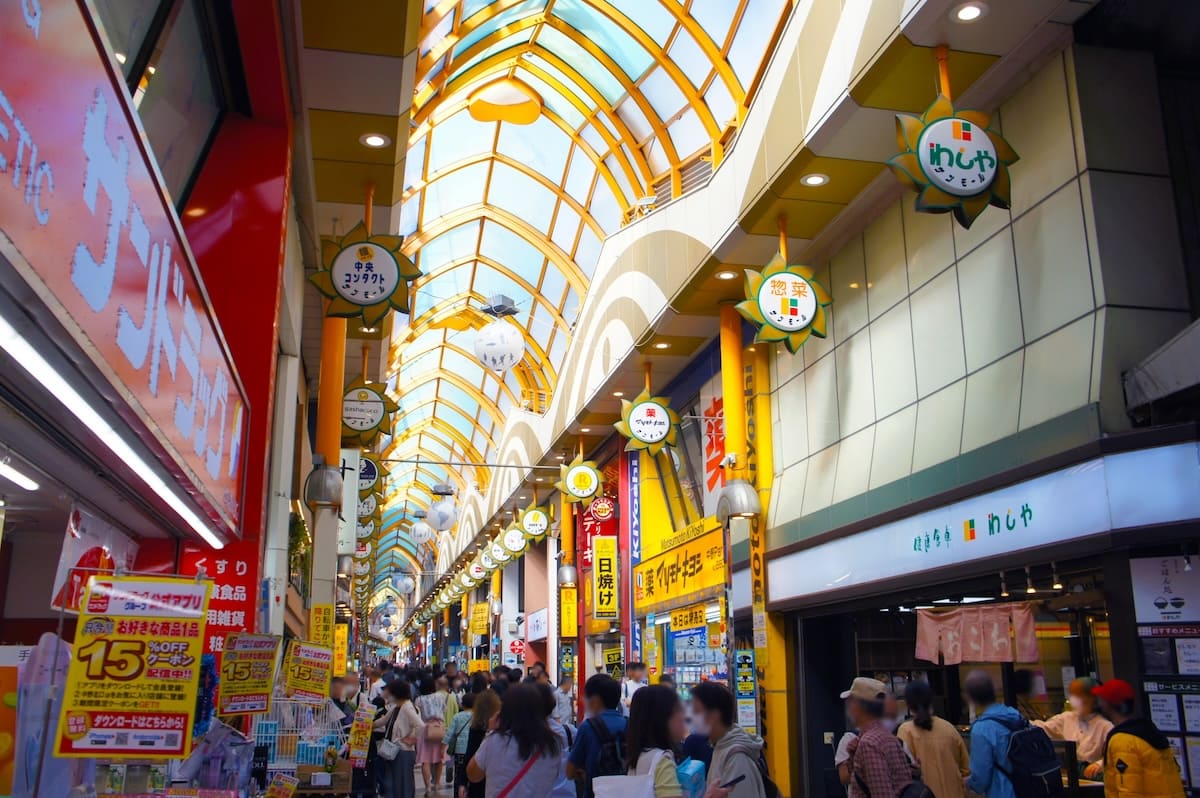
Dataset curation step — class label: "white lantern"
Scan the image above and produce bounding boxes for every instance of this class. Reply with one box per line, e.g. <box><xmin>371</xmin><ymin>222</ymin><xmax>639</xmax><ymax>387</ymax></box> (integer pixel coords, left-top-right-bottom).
<box><xmin>474</xmin><ymin>319</ymin><xmax>524</xmax><ymax>372</ymax></box>
<box><xmin>395</xmin><ymin>575</ymin><xmax>416</xmax><ymax>595</ymax></box>
<box><xmin>410</xmin><ymin>519</ymin><xmax>434</xmax><ymax>545</ymax></box>
<box><xmin>428</xmin><ymin>499</ymin><xmax>458</xmax><ymax>531</ymax></box>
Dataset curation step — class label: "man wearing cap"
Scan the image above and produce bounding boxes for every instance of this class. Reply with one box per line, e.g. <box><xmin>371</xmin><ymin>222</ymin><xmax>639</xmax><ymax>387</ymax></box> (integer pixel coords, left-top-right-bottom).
<box><xmin>1093</xmin><ymin>679</ymin><xmax>1185</xmax><ymax>797</ymax></box>
<box><xmin>841</xmin><ymin>677</ymin><xmax>917</xmax><ymax>798</ymax></box>
<box><xmin>1034</xmin><ymin>677</ymin><xmax>1112</xmax><ymax>779</ymax></box>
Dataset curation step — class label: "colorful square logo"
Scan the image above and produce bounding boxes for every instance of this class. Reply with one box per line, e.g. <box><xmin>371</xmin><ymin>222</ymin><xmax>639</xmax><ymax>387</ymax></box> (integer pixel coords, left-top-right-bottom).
<box><xmin>963</xmin><ymin>519</ymin><xmax>976</xmax><ymax>542</ymax></box>
<box><xmin>952</xmin><ymin>121</ymin><xmax>972</xmax><ymax>141</ymax></box>
<box><xmin>781</xmin><ymin>297</ymin><xmax>799</xmax><ymax>317</ymax></box>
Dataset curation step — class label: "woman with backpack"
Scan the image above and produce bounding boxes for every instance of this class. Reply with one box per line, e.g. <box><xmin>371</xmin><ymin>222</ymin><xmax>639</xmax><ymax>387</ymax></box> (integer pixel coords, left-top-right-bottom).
<box><xmin>415</xmin><ymin>676</ymin><xmax>455</xmax><ymax>796</ymax></box>
<box><xmin>459</xmin><ymin>690</ymin><xmax>500</xmax><ymax>798</ymax></box>
<box><xmin>467</xmin><ymin>683</ymin><xmax>563</xmax><ymax>797</ymax></box>
<box><xmin>897</xmin><ymin>680</ymin><xmax>970</xmax><ymax>798</ymax></box>
<box><xmin>621</xmin><ymin>684</ymin><xmax>689</xmax><ymax>797</ymax></box>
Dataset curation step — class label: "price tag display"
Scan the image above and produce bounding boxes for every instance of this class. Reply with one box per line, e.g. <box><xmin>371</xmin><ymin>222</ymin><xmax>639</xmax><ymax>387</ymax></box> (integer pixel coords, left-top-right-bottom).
<box><xmin>283</xmin><ymin>640</ymin><xmax>333</xmax><ymax>704</ymax></box>
<box><xmin>264</xmin><ymin>772</ymin><xmax>299</xmax><ymax>797</ymax></box>
<box><xmin>56</xmin><ymin>576</ymin><xmax>211</xmax><ymax>758</ymax></box>
<box><xmin>349</xmin><ymin>705</ymin><xmax>375</xmax><ymax>767</ymax></box>
<box><xmin>218</xmin><ymin>633</ymin><xmax>280</xmax><ymax>715</ymax></box>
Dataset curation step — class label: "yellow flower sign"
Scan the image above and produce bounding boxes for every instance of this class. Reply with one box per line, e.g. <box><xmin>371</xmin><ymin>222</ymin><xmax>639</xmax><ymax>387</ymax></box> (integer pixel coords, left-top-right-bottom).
<box><xmin>341</xmin><ymin>376</ymin><xmax>399</xmax><ymax>445</ymax></box>
<box><xmin>887</xmin><ymin>95</ymin><xmax>1018</xmax><ymax>229</ymax></box>
<box><xmin>556</xmin><ymin>454</ymin><xmax>602</xmax><ymax>506</ymax></box>
<box><xmin>311</xmin><ymin>221</ymin><xmax>420</xmax><ymax>326</ymax></box>
<box><xmin>614</xmin><ymin>389</ymin><xmax>680</xmax><ymax>456</ymax></box>
<box><xmin>736</xmin><ymin>253</ymin><xmax>831</xmax><ymax>354</ymax></box>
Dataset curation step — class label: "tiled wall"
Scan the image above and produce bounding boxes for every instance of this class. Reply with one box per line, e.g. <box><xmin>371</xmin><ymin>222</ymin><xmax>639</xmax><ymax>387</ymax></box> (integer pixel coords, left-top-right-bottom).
<box><xmin>766</xmin><ymin>47</ymin><xmax>1191</xmax><ymax>551</ymax></box>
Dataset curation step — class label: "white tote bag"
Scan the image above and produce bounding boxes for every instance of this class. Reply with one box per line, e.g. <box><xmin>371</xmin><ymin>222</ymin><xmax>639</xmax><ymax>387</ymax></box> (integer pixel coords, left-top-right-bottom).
<box><xmin>593</xmin><ymin>749</ymin><xmax>670</xmax><ymax>798</ymax></box>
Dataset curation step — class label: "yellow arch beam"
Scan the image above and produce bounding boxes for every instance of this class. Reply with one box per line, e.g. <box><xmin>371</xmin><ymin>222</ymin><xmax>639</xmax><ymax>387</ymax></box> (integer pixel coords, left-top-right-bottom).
<box><xmin>388</xmin><ymin>397</ymin><xmax>499</xmax><ymax>452</ymax></box>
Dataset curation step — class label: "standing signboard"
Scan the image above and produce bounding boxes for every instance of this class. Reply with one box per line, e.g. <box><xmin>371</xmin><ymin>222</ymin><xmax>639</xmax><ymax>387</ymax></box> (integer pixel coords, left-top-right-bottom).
<box><xmin>282</xmin><ymin>641</ymin><xmax>333</xmax><ymax>704</ymax></box>
<box><xmin>734</xmin><ymin>649</ymin><xmax>759</xmax><ymax>737</ymax></box>
<box><xmin>218</xmin><ymin>633</ymin><xmax>280</xmax><ymax>715</ymax></box>
<box><xmin>56</xmin><ymin>576</ymin><xmax>211</xmax><ymax>758</ymax></box>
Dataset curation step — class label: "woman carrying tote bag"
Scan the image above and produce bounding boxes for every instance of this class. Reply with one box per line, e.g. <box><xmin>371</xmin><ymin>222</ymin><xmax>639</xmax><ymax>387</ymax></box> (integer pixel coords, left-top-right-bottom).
<box><xmin>594</xmin><ymin>685</ymin><xmax>688</xmax><ymax>798</ymax></box>
<box><xmin>378</xmin><ymin>680</ymin><xmax>424</xmax><ymax>798</ymax></box>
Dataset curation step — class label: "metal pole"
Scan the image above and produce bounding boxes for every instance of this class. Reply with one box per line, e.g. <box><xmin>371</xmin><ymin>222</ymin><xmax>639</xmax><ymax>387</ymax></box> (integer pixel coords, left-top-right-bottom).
<box><xmin>382</xmin><ymin>457</ymin><xmax>560</xmax><ymax>471</ymax></box>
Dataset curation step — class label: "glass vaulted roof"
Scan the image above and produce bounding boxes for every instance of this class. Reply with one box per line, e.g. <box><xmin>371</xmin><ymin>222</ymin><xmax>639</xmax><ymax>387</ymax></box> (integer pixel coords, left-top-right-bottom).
<box><xmin>381</xmin><ymin>0</ymin><xmax>789</xmax><ymax>560</ymax></box>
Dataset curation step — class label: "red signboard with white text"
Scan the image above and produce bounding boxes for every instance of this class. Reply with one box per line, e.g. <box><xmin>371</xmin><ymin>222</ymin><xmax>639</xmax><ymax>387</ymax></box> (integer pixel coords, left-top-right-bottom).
<box><xmin>0</xmin><ymin>1</ymin><xmax>247</xmax><ymax>534</ymax></box>
<box><xmin>578</xmin><ymin>496</ymin><xmax>617</xmax><ymax>569</ymax></box>
<box><xmin>179</xmin><ymin>538</ymin><xmax>259</xmax><ymax>654</ymax></box>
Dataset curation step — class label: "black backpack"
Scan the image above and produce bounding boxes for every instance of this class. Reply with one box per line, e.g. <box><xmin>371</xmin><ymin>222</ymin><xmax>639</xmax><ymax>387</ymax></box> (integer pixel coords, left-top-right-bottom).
<box><xmin>977</xmin><ymin>716</ymin><xmax>1064</xmax><ymax>798</ymax></box>
<box><xmin>584</xmin><ymin>717</ymin><xmax>626</xmax><ymax>798</ymax></box>
<box><xmin>755</xmin><ymin>752</ymin><xmax>781</xmax><ymax>798</ymax></box>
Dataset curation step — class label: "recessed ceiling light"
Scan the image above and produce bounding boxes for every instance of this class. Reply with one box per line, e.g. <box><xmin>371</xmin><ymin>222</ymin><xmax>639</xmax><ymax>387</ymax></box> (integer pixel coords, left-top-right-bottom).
<box><xmin>652</xmin><ymin>342</ymin><xmax>670</xmax><ymax>350</ymax></box>
<box><xmin>555</xmin><ymin>453</ymin><xmax>564</xmax><ymax>460</ymax></box>
<box><xmin>360</xmin><ymin>326</ymin><xmax>378</xmax><ymax>333</ymax></box>
<box><xmin>146</xmin><ymin>65</ymin><xmax>157</xmax><ymax>75</ymax></box>
<box><xmin>114</xmin><ymin>52</ymin><xmax>127</xmax><ymax>64</ymax></box>
<box><xmin>716</xmin><ymin>270</ymin><xmax>738</xmax><ymax>280</ymax></box>
<box><xmin>184</xmin><ymin>207</ymin><xmax>206</xmax><ymax>218</ymax></box>
<box><xmin>951</xmin><ymin>2</ymin><xmax>987</xmax><ymax>22</ymax></box>
<box><xmin>360</xmin><ymin>133</ymin><xmax>391</xmax><ymax>148</ymax></box>
<box><xmin>580</xmin><ymin>427</ymin><xmax>591</xmax><ymax>433</ymax></box>
<box><xmin>849</xmin><ymin>282</ymin><xmax>860</xmax><ymax>289</ymax></box>
<box><xmin>800</xmin><ymin>173</ymin><xmax>829</xmax><ymax>187</ymax></box>
<box><xmin>612</xmin><ymin>391</ymin><xmax>623</xmax><ymax>397</ymax></box>
<box><xmin>535</xmin><ymin>477</ymin><xmax>543</xmax><ymax>482</ymax></box>
<box><xmin>518</xmin><ymin>496</ymin><xmax>526</xmax><ymax>500</ymax></box>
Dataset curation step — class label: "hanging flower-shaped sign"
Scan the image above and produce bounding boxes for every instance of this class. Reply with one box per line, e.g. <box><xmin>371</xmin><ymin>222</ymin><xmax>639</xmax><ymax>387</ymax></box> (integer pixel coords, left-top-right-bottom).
<box><xmin>353</xmin><ymin>560</ymin><xmax>371</xmax><ymax>577</ymax></box>
<box><xmin>342</xmin><ymin>376</ymin><xmax>399</xmax><ymax>445</ymax></box>
<box><xmin>489</xmin><ymin>540</ymin><xmax>512</xmax><ymax>564</ymax></box>
<box><xmin>358</xmin><ymin>492</ymin><xmax>382</xmax><ymax>519</ymax></box>
<box><xmin>311</xmin><ymin>221</ymin><xmax>420</xmax><ymax>326</ymax></box>
<box><xmin>502</xmin><ymin>525</ymin><xmax>528</xmax><ymax>555</ymax></box>
<box><xmin>521</xmin><ymin>507</ymin><xmax>550</xmax><ymax>540</ymax></box>
<box><xmin>887</xmin><ymin>95</ymin><xmax>1018</xmax><ymax>229</ymax></box>
<box><xmin>615</xmin><ymin>389</ymin><xmax>680</xmax><ymax>456</ymax></box>
<box><xmin>737</xmin><ymin>253</ymin><xmax>832</xmax><ymax>354</ymax></box>
<box><xmin>354</xmin><ymin>540</ymin><xmax>372</xmax><ymax>560</ymax></box>
<box><xmin>468</xmin><ymin>563</ymin><xmax>487</xmax><ymax>581</ymax></box>
<box><xmin>459</xmin><ymin>572</ymin><xmax>478</xmax><ymax>590</ymax></box>
<box><xmin>479</xmin><ymin>550</ymin><xmax>497</xmax><ymax>572</ymax></box>
<box><xmin>556</xmin><ymin>454</ymin><xmax>602</xmax><ymax>506</ymax></box>
<box><xmin>355</xmin><ymin>517</ymin><xmax>377</xmax><ymax>540</ymax></box>
<box><xmin>358</xmin><ymin>452</ymin><xmax>387</xmax><ymax>498</ymax></box>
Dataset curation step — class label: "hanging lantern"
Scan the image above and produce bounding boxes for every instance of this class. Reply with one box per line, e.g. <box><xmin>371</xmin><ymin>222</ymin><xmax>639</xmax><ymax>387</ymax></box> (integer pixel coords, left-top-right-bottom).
<box><xmin>410</xmin><ymin>509</ymin><xmax>435</xmax><ymax>544</ymax></box>
<box><xmin>395</xmin><ymin>574</ymin><xmax>416</xmax><ymax>595</ymax></box>
<box><xmin>473</xmin><ymin>295</ymin><xmax>523</xmax><ymax>372</ymax></box>
<box><xmin>428</xmin><ymin>498</ymin><xmax>458</xmax><ymax>531</ymax></box>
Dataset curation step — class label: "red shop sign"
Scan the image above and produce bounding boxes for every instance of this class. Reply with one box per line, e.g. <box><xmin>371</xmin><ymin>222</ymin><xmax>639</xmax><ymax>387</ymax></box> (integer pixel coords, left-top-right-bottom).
<box><xmin>179</xmin><ymin>538</ymin><xmax>258</xmax><ymax>655</ymax></box>
<box><xmin>0</xmin><ymin>3</ymin><xmax>247</xmax><ymax>533</ymax></box>
<box><xmin>578</xmin><ymin>496</ymin><xmax>617</xmax><ymax>569</ymax></box>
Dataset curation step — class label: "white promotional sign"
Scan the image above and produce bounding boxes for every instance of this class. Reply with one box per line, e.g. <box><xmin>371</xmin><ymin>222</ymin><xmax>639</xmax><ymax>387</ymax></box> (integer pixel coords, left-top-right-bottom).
<box><xmin>1131</xmin><ymin>557</ymin><xmax>1200</xmax><ymax>624</ymax></box>
<box><xmin>769</xmin><ymin>444</ymin><xmax>1200</xmax><ymax>604</ymax></box>
<box><xmin>51</xmin><ymin>505</ymin><xmax>138</xmax><ymax>613</ymax></box>
<box><xmin>521</xmin><ymin>508</ymin><xmax>549</xmax><ymax>539</ymax></box>
<box><xmin>503</xmin><ymin>527</ymin><xmax>528</xmax><ymax>554</ymax></box>
<box><xmin>564</xmin><ymin>464</ymin><xmax>600</xmax><ymax>500</ymax></box>
<box><xmin>331</xmin><ymin>242</ymin><xmax>401</xmax><ymax>307</ymax></box>
<box><xmin>337</xmin><ymin>448</ymin><xmax>361</xmax><ymax>556</ymax></box>
<box><xmin>526</xmin><ymin>608</ymin><xmax>549</xmax><ymax>642</ymax></box>
<box><xmin>755</xmin><ymin>271</ymin><xmax>819</xmax><ymax>333</ymax></box>
<box><xmin>627</xmin><ymin>399</ymin><xmax>672</xmax><ymax>444</ymax></box>
<box><xmin>342</xmin><ymin>386</ymin><xmax>386</xmax><ymax>431</ymax></box>
<box><xmin>917</xmin><ymin>117</ymin><xmax>999</xmax><ymax>198</ymax></box>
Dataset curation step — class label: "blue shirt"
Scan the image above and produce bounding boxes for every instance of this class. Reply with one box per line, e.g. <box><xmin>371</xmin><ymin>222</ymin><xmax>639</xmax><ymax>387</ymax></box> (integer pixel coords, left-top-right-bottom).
<box><xmin>568</xmin><ymin>710</ymin><xmax>627</xmax><ymax>779</ymax></box>
<box><xmin>966</xmin><ymin>704</ymin><xmax>1022</xmax><ymax>798</ymax></box>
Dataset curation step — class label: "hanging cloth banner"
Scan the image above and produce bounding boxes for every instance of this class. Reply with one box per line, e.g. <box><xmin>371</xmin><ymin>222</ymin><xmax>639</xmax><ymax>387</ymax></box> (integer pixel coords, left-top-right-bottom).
<box><xmin>56</xmin><ymin>575</ymin><xmax>212</xmax><ymax>759</ymax></box>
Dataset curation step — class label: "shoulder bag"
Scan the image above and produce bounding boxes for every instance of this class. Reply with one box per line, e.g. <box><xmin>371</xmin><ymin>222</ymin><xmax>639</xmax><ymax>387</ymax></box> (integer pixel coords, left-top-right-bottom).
<box><xmin>377</xmin><ymin>707</ymin><xmax>402</xmax><ymax>761</ymax></box>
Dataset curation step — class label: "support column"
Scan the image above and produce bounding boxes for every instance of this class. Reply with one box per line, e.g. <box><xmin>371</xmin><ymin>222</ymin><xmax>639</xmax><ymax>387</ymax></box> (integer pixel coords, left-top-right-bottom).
<box><xmin>264</xmin><ymin>353</ymin><xmax>300</xmax><ymax>634</ymax></box>
<box><xmin>719</xmin><ymin>305</ymin><xmax>747</xmax><ymax>480</ymax></box>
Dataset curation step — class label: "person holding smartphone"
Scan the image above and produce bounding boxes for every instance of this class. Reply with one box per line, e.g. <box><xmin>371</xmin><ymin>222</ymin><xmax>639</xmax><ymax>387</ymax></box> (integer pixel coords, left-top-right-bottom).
<box><xmin>690</xmin><ymin>683</ymin><xmax>766</xmax><ymax>798</ymax></box>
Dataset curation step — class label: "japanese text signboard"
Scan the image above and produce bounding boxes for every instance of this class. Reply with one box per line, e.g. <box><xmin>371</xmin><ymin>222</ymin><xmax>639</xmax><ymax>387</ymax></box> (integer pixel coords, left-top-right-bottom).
<box><xmin>734</xmin><ymin>649</ymin><xmax>758</xmax><ymax>737</ymax></box>
<box><xmin>334</xmin><ymin>623</ymin><xmax>349</xmax><ymax>677</ymax></box>
<box><xmin>592</xmin><ymin>536</ymin><xmax>619</xmax><ymax>620</ymax></box>
<box><xmin>560</xmin><ymin>586</ymin><xmax>578</xmax><ymax>638</ymax></box>
<box><xmin>470</xmin><ymin>603</ymin><xmax>491</xmax><ymax>637</ymax></box>
<box><xmin>310</xmin><ymin>604</ymin><xmax>335</xmax><ymax>649</ymax></box>
<box><xmin>180</xmin><ymin>539</ymin><xmax>256</xmax><ymax>654</ymax></box>
<box><xmin>349</xmin><ymin>704</ymin><xmax>375</xmax><ymax>767</ymax></box>
<box><xmin>0</xmin><ymin>3</ymin><xmax>248</xmax><ymax>533</ymax></box>
<box><xmin>579</xmin><ymin>496</ymin><xmax>617</xmax><ymax>568</ymax></box>
<box><xmin>57</xmin><ymin>576</ymin><xmax>211</xmax><ymax>758</ymax></box>
<box><xmin>634</xmin><ymin>529</ymin><xmax>726</xmax><ymax>614</ymax></box>
<box><xmin>218</xmin><ymin>633</ymin><xmax>280</xmax><ymax>715</ymax></box>
<box><xmin>671</xmin><ymin>603</ymin><xmax>708</xmax><ymax>632</ymax></box>
<box><xmin>283</xmin><ymin>640</ymin><xmax>333</xmax><ymax>704</ymax></box>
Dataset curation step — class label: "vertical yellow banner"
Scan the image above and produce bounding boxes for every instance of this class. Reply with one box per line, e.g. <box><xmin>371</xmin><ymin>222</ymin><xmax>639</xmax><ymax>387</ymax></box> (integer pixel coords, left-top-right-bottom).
<box><xmin>333</xmin><ymin>623</ymin><xmax>349</xmax><ymax>676</ymax></box>
<box><xmin>559</xmin><ymin>586</ymin><xmax>578</xmax><ymax>637</ymax></box>
<box><xmin>309</xmin><ymin>604</ymin><xmax>334</xmax><ymax>649</ymax></box>
<box><xmin>57</xmin><ymin>576</ymin><xmax>211</xmax><ymax>758</ymax></box>
<box><xmin>592</xmin><ymin>537</ymin><xmax>619</xmax><ymax>620</ymax></box>
<box><xmin>469</xmin><ymin>603</ymin><xmax>491</xmax><ymax>636</ymax></box>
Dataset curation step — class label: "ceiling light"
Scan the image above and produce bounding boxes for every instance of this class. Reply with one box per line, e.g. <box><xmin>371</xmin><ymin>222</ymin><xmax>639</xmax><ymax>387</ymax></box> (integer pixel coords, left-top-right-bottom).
<box><xmin>114</xmin><ymin>52</ymin><xmax>127</xmax><ymax>64</ymax></box>
<box><xmin>612</xmin><ymin>391</ymin><xmax>623</xmax><ymax>397</ymax></box>
<box><xmin>184</xmin><ymin>207</ymin><xmax>206</xmax><ymax>218</ymax></box>
<box><xmin>999</xmin><ymin>571</ymin><xmax>1009</xmax><ymax>598</ymax></box>
<box><xmin>0</xmin><ymin>460</ymin><xmax>38</xmax><ymax>491</ymax></box>
<box><xmin>652</xmin><ymin>342</ymin><xmax>670</xmax><ymax>350</ymax></box>
<box><xmin>555</xmin><ymin>453</ymin><xmax>564</xmax><ymax>460</ymax></box>
<box><xmin>146</xmin><ymin>65</ymin><xmax>157</xmax><ymax>75</ymax></box>
<box><xmin>580</xmin><ymin>427</ymin><xmax>591</xmax><ymax>433</ymax></box>
<box><xmin>360</xmin><ymin>326</ymin><xmax>378</xmax><ymax>333</ymax></box>
<box><xmin>535</xmin><ymin>477</ymin><xmax>543</xmax><ymax>482</ymax></box>
<box><xmin>0</xmin><ymin>498</ymin><xmax>5</xmax><ymax>507</ymax></box>
<box><xmin>849</xmin><ymin>282</ymin><xmax>860</xmax><ymax>289</ymax></box>
<box><xmin>0</xmin><ymin>314</ymin><xmax>224</xmax><ymax>548</ymax></box>
<box><xmin>716</xmin><ymin>270</ymin><xmax>738</xmax><ymax>280</ymax></box>
<box><xmin>518</xmin><ymin>496</ymin><xmax>525</xmax><ymax>500</ymax></box>
<box><xmin>360</xmin><ymin>133</ymin><xmax>391</xmax><ymax>148</ymax></box>
<box><xmin>951</xmin><ymin>2</ymin><xmax>987</xmax><ymax>22</ymax></box>
<box><xmin>800</xmin><ymin>173</ymin><xmax>829</xmax><ymax>187</ymax></box>
<box><xmin>1051</xmin><ymin>562</ymin><xmax>1064</xmax><ymax>591</ymax></box>
<box><xmin>1025</xmin><ymin>566</ymin><xmax>1036</xmax><ymax>594</ymax></box>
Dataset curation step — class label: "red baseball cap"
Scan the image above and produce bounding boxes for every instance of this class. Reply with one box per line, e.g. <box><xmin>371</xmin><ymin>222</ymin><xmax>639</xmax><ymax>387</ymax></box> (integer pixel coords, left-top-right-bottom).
<box><xmin>1092</xmin><ymin>679</ymin><xmax>1135</xmax><ymax>704</ymax></box>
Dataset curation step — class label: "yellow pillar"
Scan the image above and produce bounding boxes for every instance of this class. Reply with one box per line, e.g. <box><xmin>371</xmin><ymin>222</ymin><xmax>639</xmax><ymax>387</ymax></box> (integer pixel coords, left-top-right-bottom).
<box><xmin>719</xmin><ymin>304</ymin><xmax>747</xmax><ymax>479</ymax></box>
<box><xmin>560</xmin><ymin>492</ymin><xmax>574</xmax><ymax>567</ymax></box>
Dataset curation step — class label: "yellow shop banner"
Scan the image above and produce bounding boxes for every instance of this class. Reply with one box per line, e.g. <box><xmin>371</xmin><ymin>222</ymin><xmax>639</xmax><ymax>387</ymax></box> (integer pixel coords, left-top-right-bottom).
<box><xmin>219</xmin><ymin>633</ymin><xmax>280</xmax><ymax>715</ymax></box>
<box><xmin>592</xmin><ymin>536</ymin><xmax>619</xmax><ymax>620</ymax></box>
<box><xmin>309</xmin><ymin>603</ymin><xmax>334</xmax><ymax>649</ymax></box>
<box><xmin>469</xmin><ymin>603</ymin><xmax>490</xmax><ymax>636</ymax></box>
<box><xmin>283</xmin><ymin>640</ymin><xmax>333</xmax><ymax>704</ymax></box>
<box><xmin>671</xmin><ymin>603</ymin><xmax>708</xmax><ymax>631</ymax></box>
<box><xmin>57</xmin><ymin>575</ymin><xmax>211</xmax><ymax>759</ymax></box>
<box><xmin>333</xmin><ymin>623</ymin><xmax>349</xmax><ymax>676</ymax></box>
<box><xmin>634</xmin><ymin>529</ymin><xmax>725</xmax><ymax>613</ymax></box>
<box><xmin>559</xmin><ymin>586</ymin><xmax>578</xmax><ymax>637</ymax></box>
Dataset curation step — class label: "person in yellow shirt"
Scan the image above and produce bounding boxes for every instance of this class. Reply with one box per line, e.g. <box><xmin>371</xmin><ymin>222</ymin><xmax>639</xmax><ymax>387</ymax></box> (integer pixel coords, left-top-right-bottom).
<box><xmin>1092</xmin><ymin>679</ymin><xmax>1185</xmax><ymax>798</ymax></box>
<box><xmin>625</xmin><ymin>685</ymin><xmax>688</xmax><ymax>797</ymax></box>
<box><xmin>1034</xmin><ymin>677</ymin><xmax>1113</xmax><ymax>778</ymax></box>
<box><xmin>897</xmin><ymin>680</ymin><xmax>969</xmax><ymax>798</ymax></box>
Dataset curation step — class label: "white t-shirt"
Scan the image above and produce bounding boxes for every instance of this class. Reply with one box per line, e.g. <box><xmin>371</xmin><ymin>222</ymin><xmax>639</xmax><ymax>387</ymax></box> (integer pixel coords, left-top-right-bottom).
<box><xmin>620</xmin><ymin>679</ymin><xmax>645</xmax><ymax>717</ymax></box>
<box><xmin>473</xmin><ymin>732</ymin><xmax>565</xmax><ymax>798</ymax></box>
<box><xmin>834</xmin><ymin>731</ymin><xmax>858</xmax><ymax>765</ymax></box>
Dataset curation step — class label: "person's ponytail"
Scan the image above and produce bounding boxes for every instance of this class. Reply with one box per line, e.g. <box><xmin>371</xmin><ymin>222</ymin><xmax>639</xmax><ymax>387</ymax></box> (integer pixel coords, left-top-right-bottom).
<box><xmin>904</xmin><ymin>680</ymin><xmax>935</xmax><ymax>731</ymax></box>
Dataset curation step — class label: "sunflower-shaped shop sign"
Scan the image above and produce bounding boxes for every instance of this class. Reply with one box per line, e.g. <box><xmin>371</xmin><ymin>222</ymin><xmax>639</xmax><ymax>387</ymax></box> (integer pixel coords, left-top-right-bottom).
<box><xmin>342</xmin><ymin>376</ymin><xmax>399</xmax><ymax>445</ymax></box>
<box><xmin>736</xmin><ymin>253</ymin><xmax>832</xmax><ymax>354</ymax></box>
<box><xmin>614</xmin><ymin>389</ymin><xmax>680</xmax><ymax>456</ymax></box>
<box><xmin>311</xmin><ymin>221</ymin><xmax>420</xmax><ymax>326</ymax></box>
<box><xmin>357</xmin><ymin>451</ymin><xmax>388</xmax><ymax>499</ymax></box>
<box><xmin>887</xmin><ymin>95</ymin><xmax>1019</xmax><ymax>229</ymax></box>
<box><xmin>555</xmin><ymin>454</ymin><xmax>603</xmax><ymax>506</ymax></box>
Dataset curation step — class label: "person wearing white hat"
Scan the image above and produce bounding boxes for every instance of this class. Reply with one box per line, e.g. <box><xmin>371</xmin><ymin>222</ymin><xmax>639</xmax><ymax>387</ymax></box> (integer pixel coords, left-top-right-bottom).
<box><xmin>840</xmin><ymin>678</ymin><xmax>918</xmax><ymax>798</ymax></box>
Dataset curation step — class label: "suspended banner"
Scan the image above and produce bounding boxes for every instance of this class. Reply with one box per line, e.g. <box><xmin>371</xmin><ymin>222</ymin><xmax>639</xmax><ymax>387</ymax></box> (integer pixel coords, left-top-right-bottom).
<box><xmin>560</xmin><ymin>586</ymin><xmax>578</xmax><ymax>638</ymax></box>
<box><xmin>615</xmin><ymin>390</ymin><xmax>680</xmax><ymax>456</ymax></box>
<box><xmin>592</xmin><ymin>537</ymin><xmax>619</xmax><ymax>621</ymax></box>
<box><xmin>51</xmin><ymin>506</ymin><xmax>138</xmax><ymax>614</ymax></box>
<box><xmin>470</xmin><ymin>603</ymin><xmax>491</xmax><ymax>636</ymax></box>
<box><xmin>887</xmin><ymin>94</ymin><xmax>1018</xmax><ymax>229</ymax></box>
<box><xmin>341</xmin><ymin>376</ymin><xmax>398</xmax><ymax>445</ymax></box>
<box><xmin>521</xmin><ymin>506</ymin><xmax>550</xmax><ymax>540</ymax></box>
<box><xmin>218</xmin><ymin>633</ymin><xmax>281</xmax><ymax>715</ymax></box>
<box><xmin>57</xmin><ymin>575</ymin><xmax>211</xmax><ymax>758</ymax></box>
<box><xmin>310</xmin><ymin>221</ymin><xmax>421</xmax><ymax>326</ymax></box>
<box><xmin>557</xmin><ymin>455</ymin><xmax>603</xmax><ymax>506</ymax></box>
